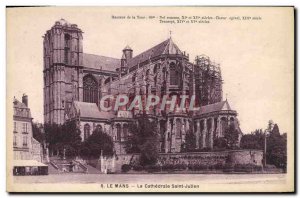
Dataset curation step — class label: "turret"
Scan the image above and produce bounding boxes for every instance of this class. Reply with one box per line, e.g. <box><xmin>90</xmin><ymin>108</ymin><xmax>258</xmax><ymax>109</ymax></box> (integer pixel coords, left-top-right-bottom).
<box><xmin>122</xmin><ymin>45</ymin><xmax>133</xmax><ymax>62</ymax></box>
<box><xmin>121</xmin><ymin>53</ymin><xmax>126</xmax><ymax>67</ymax></box>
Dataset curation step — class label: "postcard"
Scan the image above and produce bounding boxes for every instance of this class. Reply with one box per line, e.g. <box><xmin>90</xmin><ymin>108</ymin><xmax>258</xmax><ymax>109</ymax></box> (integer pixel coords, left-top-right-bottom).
<box><xmin>6</xmin><ymin>6</ymin><xmax>294</xmax><ymax>193</ymax></box>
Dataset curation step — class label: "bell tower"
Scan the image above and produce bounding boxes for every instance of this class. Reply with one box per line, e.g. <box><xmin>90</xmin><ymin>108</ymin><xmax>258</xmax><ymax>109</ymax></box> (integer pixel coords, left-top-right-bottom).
<box><xmin>43</xmin><ymin>19</ymin><xmax>83</xmax><ymax>124</ymax></box>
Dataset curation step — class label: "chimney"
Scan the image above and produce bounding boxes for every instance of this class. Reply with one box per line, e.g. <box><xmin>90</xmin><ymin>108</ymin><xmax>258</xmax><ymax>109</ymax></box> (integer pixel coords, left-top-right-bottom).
<box><xmin>22</xmin><ymin>94</ymin><xmax>28</xmax><ymax>107</ymax></box>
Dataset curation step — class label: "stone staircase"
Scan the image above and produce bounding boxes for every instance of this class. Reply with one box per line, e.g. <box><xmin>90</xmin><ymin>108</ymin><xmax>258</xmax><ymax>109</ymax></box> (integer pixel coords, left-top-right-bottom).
<box><xmin>48</xmin><ymin>156</ymin><xmax>103</xmax><ymax>174</ymax></box>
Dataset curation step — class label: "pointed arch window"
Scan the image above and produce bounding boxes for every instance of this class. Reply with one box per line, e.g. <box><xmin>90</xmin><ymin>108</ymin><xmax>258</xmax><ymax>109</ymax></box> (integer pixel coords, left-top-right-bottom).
<box><xmin>116</xmin><ymin>124</ymin><xmax>121</xmax><ymax>141</ymax></box>
<box><xmin>64</xmin><ymin>34</ymin><xmax>71</xmax><ymax>64</ymax></box>
<box><xmin>132</xmin><ymin>73</ymin><xmax>136</xmax><ymax>83</ymax></box>
<box><xmin>176</xmin><ymin>119</ymin><xmax>182</xmax><ymax>138</ymax></box>
<box><xmin>123</xmin><ymin>124</ymin><xmax>128</xmax><ymax>140</ymax></box>
<box><xmin>83</xmin><ymin>75</ymin><xmax>98</xmax><ymax>104</ymax></box>
<box><xmin>169</xmin><ymin>63</ymin><xmax>179</xmax><ymax>86</ymax></box>
<box><xmin>84</xmin><ymin>124</ymin><xmax>91</xmax><ymax>140</ymax></box>
<box><xmin>146</xmin><ymin>69</ymin><xmax>150</xmax><ymax>82</ymax></box>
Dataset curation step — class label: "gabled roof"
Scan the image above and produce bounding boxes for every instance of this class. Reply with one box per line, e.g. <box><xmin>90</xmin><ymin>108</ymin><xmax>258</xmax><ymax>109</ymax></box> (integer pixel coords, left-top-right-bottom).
<box><xmin>83</xmin><ymin>53</ymin><xmax>120</xmax><ymax>71</ymax></box>
<box><xmin>197</xmin><ymin>100</ymin><xmax>232</xmax><ymax>115</ymax></box>
<box><xmin>73</xmin><ymin>101</ymin><xmax>115</xmax><ymax>119</ymax></box>
<box><xmin>82</xmin><ymin>38</ymin><xmax>182</xmax><ymax>71</ymax></box>
<box><xmin>126</xmin><ymin>38</ymin><xmax>182</xmax><ymax>68</ymax></box>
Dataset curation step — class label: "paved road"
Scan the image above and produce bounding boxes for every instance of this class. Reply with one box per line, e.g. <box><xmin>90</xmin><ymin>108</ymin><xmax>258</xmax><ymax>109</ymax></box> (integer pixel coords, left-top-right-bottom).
<box><xmin>14</xmin><ymin>173</ymin><xmax>286</xmax><ymax>184</ymax></box>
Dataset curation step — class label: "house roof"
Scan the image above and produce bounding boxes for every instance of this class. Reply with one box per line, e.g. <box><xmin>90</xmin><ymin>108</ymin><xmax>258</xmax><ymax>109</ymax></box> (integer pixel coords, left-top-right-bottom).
<box><xmin>83</xmin><ymin>53</ymin><xmax>120</xmax><ymax>71</ymax></box>
<box><xmin>13</xmin><ymin>98</ymin><xmax>27</xmax><ymax>109</ymax></box>
<box><xmin>73</xmin><ymin>101</ymin><xmax>115</xmax><ymax>119</ymax></box>
<box><xmin>197</xmin><ymin>100</ymin><xmax>232</xmax><ymax>115</ymax></box>
<box><xmin>126</xmin><ymin>38</ymin><xmax>182</xmax><ymax>68</ymax></box>
<box><xmin>13</xmin><ymin>98</ymin><xmax>32</xmax><ymax>118</ymax></box>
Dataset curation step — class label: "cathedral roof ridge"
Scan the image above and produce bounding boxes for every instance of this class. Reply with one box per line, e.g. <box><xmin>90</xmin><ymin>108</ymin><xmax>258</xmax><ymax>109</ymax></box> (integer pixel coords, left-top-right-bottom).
<box><xmin>83</xmin><ymin>52</ymin><xmax>120</xmax><ymax>60</ymax></box>
<box><xmin>82</xmin><ymin>53</ymin><xmax>121</xmax><ymax>71</ymax></box>
<box><xmin>126</xmin><ymin>37</ymin><xmax>182</xmax><ymax>68</ymax></box>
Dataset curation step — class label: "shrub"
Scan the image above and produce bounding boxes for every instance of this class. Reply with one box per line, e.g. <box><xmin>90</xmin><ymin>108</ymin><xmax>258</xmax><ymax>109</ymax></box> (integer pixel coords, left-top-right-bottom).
<box><xmin>188</xmin><ymin>164</ymin><xmax>194</xmax><ymax>170</ymax></box>
<box><xmin>214</xmin><ymin>162</ymin><xmax>224</xmax><ymax>170</ymax></box>
<box><xmin>223</xmin><ymin>163</ymin><xmax>234</xmax><ymax>172</ymax></box>
<box><xmin>121</xmin><ymin>164</ymin><xmax>131</xmax><ymax>173</ymax></box>
<box><xmin>162</xmin><ymin>164</ymin><xmax>174</xmax><ymax>171</ymax></box>
<box><xmin>174</xmin><ymin>163</ymin><xmax>187</xmax><ymax>170</ymax></box>
<box><xmin>188</xmin><ymin>164</ymin><xmax>208</xmax><ymax>171</ymax></box>
<box><xmin>132</xmin><ymin>165</ymin><xmax>143</xmax><ymax>171</ymax></box>
<box><xmin>200</xmin><ymin>147</ymin><xmax>212</xmax><ymax>152</ymax></box>
<box><xmin>145</xmin><ymin>165</ymin><xmax>161</xmax><ymax>172</ymax></box>
<box><xmin>214</xmin><ymin>137</ymin><xmax>227</xmax><ymax>149</ymax></box>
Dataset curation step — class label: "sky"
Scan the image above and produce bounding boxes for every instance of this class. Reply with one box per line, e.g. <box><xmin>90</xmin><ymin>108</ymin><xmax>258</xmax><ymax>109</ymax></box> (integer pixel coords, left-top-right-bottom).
<box><xmin>7</xmin><ymin>7</ymin><xmax>294</xmax><ymax>134</ymax></box>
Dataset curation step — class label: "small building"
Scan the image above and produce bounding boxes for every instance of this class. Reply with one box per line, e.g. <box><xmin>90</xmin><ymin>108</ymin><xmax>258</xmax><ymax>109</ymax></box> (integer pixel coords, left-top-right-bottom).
<box><xmin>13</xmin><ymin>95</ymin><xmax>48</xmax><ymax>175</ymax></box>
<box><xmin>13</xmin><ymin>160</ymin><xmax>48</xmax><ymax>176</ymax></box>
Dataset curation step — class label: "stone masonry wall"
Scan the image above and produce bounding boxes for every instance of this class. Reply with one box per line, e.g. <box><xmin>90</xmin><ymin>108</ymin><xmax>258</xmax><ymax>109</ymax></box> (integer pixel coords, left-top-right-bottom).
<box><xmin>112</xmin><ymin>150</ymin><xmax>263</xmax><ymax>172</ymax></box>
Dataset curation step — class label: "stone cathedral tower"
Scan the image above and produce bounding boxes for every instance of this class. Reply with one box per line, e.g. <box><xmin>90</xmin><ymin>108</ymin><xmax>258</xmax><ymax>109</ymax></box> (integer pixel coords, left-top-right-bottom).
<box><xmin>43</xmin><ymin>19</ymin><xmax>83</xmax><ymax>124</ymax></box>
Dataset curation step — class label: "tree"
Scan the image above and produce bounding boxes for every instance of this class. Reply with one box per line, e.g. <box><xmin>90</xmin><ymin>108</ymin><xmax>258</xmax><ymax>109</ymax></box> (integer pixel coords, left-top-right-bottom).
<box><xmin>270</xmin><ymin>123</ymin><xmax>280</xmax><ymax>137</ymax></box>
<box><xmin>32</xmin><ymin>122</ymin><xmax>44</xmax><ymax>143</ymax></box>
<box><xmin>214</xmin><ymin>137</ymin><xmax>227</xmax><ymax>150</ymax></box>
<box><xmin>61</xmin><ymin>120</ymin><xmax>82</xmax><ymax>158</ymax></box>
<box><xmin>125</xmin><ymin>116</ymin><xmax>159</xmax><ymax>166</ymax></box>
<box><xmin>82</xmin><ymin>127</ymin><xmax>114</xmax><ymax>159</ymax></box>
<box><xmin>240</xmin><ymin>129</ymin><xmax>264</xmax><ymax>150</ymax></box>
<box><xmin>183</xmin><ymin>130</ymin><xmax>196</xmax><ymax>152</ymax></box>
<box><xmin>44</xmin><ymin>120</ymin><xmax>82</xmax><ymax>158</ymax></box>
<box><xmin>140</xmin><ymin>137</ymin><xmax>159</xmax><ymax>166</ymax></box>
<box><xmin>266</xmin><ymin>123</ymin><xmax>287</xmax><ymax>169</ymax></box>
<box><xmin>224</xmin><ymin>123</ymin><xmax>240</xmax><ymax>149</ymax></box>
<box><xmin>125</xmin><ymin>121</ymin><xmax>142</xmax><ymax>153</ymax></box>
<box><xmin>44</xmin><ymin>123</ymin><xmax>62</xmax><ymax>156</ymax></box>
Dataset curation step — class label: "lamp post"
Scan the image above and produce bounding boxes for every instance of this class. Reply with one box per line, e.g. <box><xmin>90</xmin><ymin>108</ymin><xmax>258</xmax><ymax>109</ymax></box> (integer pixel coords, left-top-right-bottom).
<box><xmin>264</xmin><ymin>129</ymin><xmax>267</xmax><ymax>168</ymax></box>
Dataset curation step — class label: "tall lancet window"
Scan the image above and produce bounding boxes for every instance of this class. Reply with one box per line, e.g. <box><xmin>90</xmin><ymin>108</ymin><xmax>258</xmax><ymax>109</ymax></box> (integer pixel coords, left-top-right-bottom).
<box><xmin>83</xmin><ymin>75</ymin><xmax>98</xmax><ymax>104</ymax></box>
<box><xmin>169</xmin><ymin>63</ymin><xmax>179</xmax><ymax>86</ymax></box>
<box><xmin>84</xmin><ymin>124</ymin><xmax>91</xmax><ymax>140</ymax></box>
<box><xmin>64</xmin><ymin>34</ymin><xmax>70</xmax><ymax>64</ymax></box>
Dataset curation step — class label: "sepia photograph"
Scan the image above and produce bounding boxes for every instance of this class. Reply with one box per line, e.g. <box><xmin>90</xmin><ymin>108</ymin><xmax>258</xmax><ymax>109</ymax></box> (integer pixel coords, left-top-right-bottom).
<box><xmin>6</xmin><ymin>6</ymin><xmax>294</xmax><ymax>193</ymax></box>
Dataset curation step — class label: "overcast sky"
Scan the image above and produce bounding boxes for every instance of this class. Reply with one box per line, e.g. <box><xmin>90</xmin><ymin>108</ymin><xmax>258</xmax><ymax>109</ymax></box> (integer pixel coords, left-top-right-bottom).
<box><xmin>7</xmin><ymin>7</ymin><xmax>294</xmax><ymax>134</ymax></box>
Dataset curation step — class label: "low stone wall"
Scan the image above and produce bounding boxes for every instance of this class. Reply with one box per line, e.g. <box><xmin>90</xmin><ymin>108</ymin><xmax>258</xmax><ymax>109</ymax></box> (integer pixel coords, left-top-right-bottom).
<box><xmin>109</xmin><ymin>149</ymin><xmax>263</xmax><ymax>173</ymax></box>
<box><xmin>159</xmin><ymin>150</ymin><xmax>263</xmax><ymax>166</ymax></box>
<box><xmin>229</xmin><ymin>150</ymin><xmax>263</xmax><ymax>165</ymax></box>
